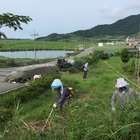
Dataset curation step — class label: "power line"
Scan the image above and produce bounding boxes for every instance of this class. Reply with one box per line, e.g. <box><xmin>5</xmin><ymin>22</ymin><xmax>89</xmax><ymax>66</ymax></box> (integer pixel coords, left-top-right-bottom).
<box><xmin>21</xmin><ymin>29</ymin><xmax>33</xmax><ymax>35</ymax></box>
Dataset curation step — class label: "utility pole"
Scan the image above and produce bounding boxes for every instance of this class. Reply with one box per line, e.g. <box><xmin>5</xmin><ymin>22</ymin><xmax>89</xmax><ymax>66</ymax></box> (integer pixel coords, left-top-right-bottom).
<box><xmin>31</xmin><ymin>30</ymin><xmax>39</xmax><ymax>60</ymax></box>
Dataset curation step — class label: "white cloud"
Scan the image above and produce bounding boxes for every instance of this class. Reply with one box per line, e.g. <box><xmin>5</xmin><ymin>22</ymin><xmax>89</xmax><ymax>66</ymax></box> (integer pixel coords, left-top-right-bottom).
<box><xmin>99</xmin><ymin>6</ymin><xmax>125</xmax><ymax>19</ymax></box>
<box><xmin>125</xmin><ymin>1</ymin><xmax>140</xmax><ymax>9</ymax></box>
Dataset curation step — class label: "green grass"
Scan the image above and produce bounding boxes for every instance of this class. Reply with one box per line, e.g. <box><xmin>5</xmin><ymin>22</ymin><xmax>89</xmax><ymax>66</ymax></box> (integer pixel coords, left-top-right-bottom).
<box><xmin>0</xmin><ymin>40</ymin><xmax>96</xmax><ymax>51</ymax></box>
<box><xmin>94</xmin><ymin>44</ymin><xmax>130</xmax><ymax>53</ymax></box>
<box><xmin>0</xmin><ymin>44</ymin><xmax>140</xmax><ymax>139</ymax></box>
<box><xmin>2</xmin><ymin>56</ymin><xmax>137</xmax><ymax>139</ymax></box>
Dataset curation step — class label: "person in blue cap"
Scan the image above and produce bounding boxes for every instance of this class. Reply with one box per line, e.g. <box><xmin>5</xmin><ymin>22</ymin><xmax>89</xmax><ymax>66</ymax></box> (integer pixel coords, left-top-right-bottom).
<box><xmin>51</xmin><ymin>79</ymin><xmax>71</xmax><ymax>114</ymax></box>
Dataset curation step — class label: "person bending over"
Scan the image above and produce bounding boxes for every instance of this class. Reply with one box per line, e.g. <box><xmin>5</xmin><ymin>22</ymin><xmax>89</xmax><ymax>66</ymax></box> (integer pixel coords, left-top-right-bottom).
<box><xmin>111</xmin><ymin>78</ymin><xmax>140</xmax><ymax>111</ymax></box>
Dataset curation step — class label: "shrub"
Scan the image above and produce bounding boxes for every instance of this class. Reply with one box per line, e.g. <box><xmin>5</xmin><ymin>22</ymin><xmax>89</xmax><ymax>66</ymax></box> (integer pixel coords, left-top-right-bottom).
<box><xmin>91</xmin><ymin>52</ymin><xmax>100</xmax><ymax>63</ymax></box>
<box><xmin>99</xmin><ymin>53</ymin><xmax>109</xmax><ymax>60</ymax></box>
<box><xmin>121</xmin><ymin>48</ymin><xmax>130</xmax><ymax>63</ymax></box>
<box><xmin>68</xmin><ymin>67</ymin><xmax>79</xmax><ymax>73</ymax></box>
<box><xmin>122</xmin><ymin>63</ymin><xmax>132</xmax><ymax>73</ymax></box>
<box><xmin>6</xmin><ymin>59</ymin><xmax>18</xmax><ymax>67</ymax></box>
<box><xmin>0</xmin><ymin>73</ymin><xmax>61</xmax><ymax>122</ymax></box>
<box><xmin>73</xmin><ymin>58</ymin><xmax>85</xmax><ymax>71</ymax></box>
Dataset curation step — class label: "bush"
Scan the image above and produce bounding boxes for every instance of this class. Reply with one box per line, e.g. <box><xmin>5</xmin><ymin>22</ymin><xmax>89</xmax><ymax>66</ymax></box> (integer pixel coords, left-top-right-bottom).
<box><xmin>6</xmin><ymin>59</ymin><xmax>18</xmax><ymax>67</ymax></box>
<box><xmin>0</xmin><ymin>73</ymin><xmax>61</xmax><ymax>122</ymax></box>
<box><xmin>68</xmin><ymin>67</ymin><xmax>79</xmax><ymax>73</ymax></box>
<box><xmin>73</xmin><ymin>58</ymin><xmax>85</xmax><ymax>71</ymax></box>
<box><xmin>114</xmin><ymin>51</ymin><xmax>121</xmax><ymax>56</ymax></box>
<box><xmin>91</xmin><ymin>52</ymin><xmax>100</xmax><ymax>63</ymax></box>
<box><xmin>121</xmin><ymin>48</ymin><xmax>130</xmax><ymax>63</ymax></box>
<box><xmin>98</xmin><ymin>53</ymin><xmax>109</xmax><ymax>60</ymax></box>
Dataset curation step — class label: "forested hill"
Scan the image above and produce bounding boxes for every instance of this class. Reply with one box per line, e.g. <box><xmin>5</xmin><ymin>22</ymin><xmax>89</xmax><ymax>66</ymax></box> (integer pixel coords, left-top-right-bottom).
<box><xmin>37</xmin><ymin>14</ymin><xmax>140</xmax><ymax>41</ymax></box>
<box><xmin>73</xmin><ymin>14</ymin><xmax>140</xmax><ymax>37</ymax></box>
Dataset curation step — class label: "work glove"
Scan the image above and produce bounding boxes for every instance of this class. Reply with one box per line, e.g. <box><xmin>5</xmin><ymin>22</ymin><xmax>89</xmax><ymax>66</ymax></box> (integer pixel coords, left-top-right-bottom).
<box><xmin>52</xmin><ymin>103</ymin><xmax>57</xmax><ymax>109</ymax></box>
<box><xmin>112</xmin><ymin>107</ymin><xmax>116</xmax><ymax>112</ymax></box>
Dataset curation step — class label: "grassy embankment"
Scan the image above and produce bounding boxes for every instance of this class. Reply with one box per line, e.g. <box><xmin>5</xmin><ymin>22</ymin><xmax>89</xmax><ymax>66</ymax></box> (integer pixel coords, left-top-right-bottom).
<box><xmin>1</xmin><ymin>43</ymin><xmax>140</xmax><ymax>139</ymax></box>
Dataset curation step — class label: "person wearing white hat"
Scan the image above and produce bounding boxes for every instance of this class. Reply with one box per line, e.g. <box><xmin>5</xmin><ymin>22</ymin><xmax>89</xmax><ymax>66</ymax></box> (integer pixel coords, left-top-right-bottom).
<box><xmin>51</xmin><ymin>79</ymin><xmax>71</xmax><ymax>114</ymax></box>
<box><xmin>111</xmin><ymin>78</ymin><xmax>140</xmax><ymax>111</ymax></box>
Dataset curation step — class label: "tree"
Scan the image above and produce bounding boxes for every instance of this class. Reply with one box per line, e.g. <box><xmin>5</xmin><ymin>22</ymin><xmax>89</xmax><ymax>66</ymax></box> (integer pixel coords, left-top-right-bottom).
<box><xmin>121</xmin><ymin>48</ymin><xmax>130</xmax><ymax>63</ymax></box>
<box><xmin>0</xmin><ymin>13</ymin><xmax>32</xmax><ymax>38</ymax></box>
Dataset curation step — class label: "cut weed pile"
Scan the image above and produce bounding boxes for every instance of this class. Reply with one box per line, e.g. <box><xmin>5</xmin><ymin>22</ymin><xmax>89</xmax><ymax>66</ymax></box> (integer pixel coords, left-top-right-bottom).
<box><xmin>1</xmin><ymin>55</ymin><xmax>140</xmax><ymax>140</ymax></box>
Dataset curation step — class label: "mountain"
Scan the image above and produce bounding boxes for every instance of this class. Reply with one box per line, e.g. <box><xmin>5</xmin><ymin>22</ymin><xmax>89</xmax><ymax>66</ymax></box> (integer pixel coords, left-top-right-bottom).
<box><xmin>37</xmin><ymin>14</ymin><xmax>140</xmax><ymax>41</ymax></box>
<box><xmin>73</xmin><ymin>14</ymin><xmax>140</xmax><ymax>37</ymax></box>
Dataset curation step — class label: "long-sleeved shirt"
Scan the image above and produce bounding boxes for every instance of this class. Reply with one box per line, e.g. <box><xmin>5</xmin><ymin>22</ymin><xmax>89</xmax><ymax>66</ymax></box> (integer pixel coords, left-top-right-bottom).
<box><xmin>111</xmin><ymin>87</ymin><xmax>140</xmax><ymax>108</ymax></box>
<box><xmin>56</xmin><ymin>86</ymin><xmax>69</xmax><ymax>106</ymax></box>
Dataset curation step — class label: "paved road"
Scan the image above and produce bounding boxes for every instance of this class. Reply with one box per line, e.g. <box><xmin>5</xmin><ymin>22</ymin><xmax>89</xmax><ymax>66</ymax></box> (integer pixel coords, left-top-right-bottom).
<box><xmin>0</xmin><ymin>47</ymin><xmax>94</xmax><ymax>95</ymax></box>
<box><xmin>0</xmin><ymin>67</ymin><xmax>25</xmax><ymax>95</ymax></box>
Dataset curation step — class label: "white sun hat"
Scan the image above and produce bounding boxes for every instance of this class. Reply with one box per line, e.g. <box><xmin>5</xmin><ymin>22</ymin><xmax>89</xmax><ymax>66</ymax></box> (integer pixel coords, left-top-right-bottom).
<box><xmin>115</xmin><ymin>78</ymin><xmax>129</xmax><ymax>88</ymax></box>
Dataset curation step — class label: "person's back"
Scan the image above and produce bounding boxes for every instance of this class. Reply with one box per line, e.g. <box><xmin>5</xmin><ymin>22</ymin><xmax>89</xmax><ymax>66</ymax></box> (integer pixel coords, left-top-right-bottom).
<box><xmin>56</xmin><ymin>85</ymin><xmax>70</xmax><ymax>106</ymax></box>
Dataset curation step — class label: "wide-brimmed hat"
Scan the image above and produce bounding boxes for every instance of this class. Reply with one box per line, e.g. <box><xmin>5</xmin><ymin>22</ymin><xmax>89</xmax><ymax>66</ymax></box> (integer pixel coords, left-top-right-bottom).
<box><xmin>115</xmin><ymin>78</ymin><xmax>129</xmax><ymax>88</ymax></box>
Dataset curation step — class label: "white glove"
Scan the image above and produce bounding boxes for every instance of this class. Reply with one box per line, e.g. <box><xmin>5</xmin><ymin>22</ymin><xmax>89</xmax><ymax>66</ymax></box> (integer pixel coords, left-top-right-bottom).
<box><xmin>52</xmin><ymin>103</ymin><xmax>57</xmax><ymax>108</ymax></box>
<box><xmin>112</xmin><ymin>107</ymin><xmax>116</xmax><ymax>112</ymax></box>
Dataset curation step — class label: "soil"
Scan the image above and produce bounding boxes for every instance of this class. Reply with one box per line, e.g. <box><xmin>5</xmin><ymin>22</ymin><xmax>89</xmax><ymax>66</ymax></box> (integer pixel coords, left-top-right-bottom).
<box><xmin>27</xmin><ymin>120</ymin><xmax>51</xmax><ymax>132</ymax></box>
<box><xmin>78</xmin><ymin>93</ymin><xmax>92</xmax><ymax>101</ymax></box>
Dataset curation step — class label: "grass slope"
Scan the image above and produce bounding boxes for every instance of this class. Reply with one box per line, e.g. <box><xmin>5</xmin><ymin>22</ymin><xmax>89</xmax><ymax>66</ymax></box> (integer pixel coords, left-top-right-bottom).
<box><xmin>2</xmin><ymin>56</ymin><xmax>139</xmax><ymax>140</ymax></box>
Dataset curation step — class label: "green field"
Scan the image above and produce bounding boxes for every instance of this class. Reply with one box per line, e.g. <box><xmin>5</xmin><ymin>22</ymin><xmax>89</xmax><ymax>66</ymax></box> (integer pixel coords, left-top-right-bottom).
<box><xmin>0</xmin><ymin>39</ymin><xmax>97</xmax><ymax>51</ymax></box>
<box><xmin>94</xmin><ymin>44</ymin><xmax>129</xmax><ymax>53</ymax></box>
<box><xmin>0</xmin><ymin>39</ymin><xmax>132</xmax><ymax>55</ymax></box>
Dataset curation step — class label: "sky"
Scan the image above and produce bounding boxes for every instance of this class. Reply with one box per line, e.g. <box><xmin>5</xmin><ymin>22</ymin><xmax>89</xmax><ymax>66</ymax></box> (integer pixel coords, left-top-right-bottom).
<box><xmin>0</xmin><ymin>0</ymin><xmax>140</xmax><ymax>39</ymax></box>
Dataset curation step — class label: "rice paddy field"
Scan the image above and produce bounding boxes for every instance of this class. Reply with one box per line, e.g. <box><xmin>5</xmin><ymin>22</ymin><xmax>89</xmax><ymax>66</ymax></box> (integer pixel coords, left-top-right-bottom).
<box><xmin>0</xmin><ymin>39</ymin><xmax>95</xmax><ymax>51</ymax></box>
<box><xmin>0</xmin><ymin>39</ymin><xmax>130</xmax><ymax>52</ymax></box>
